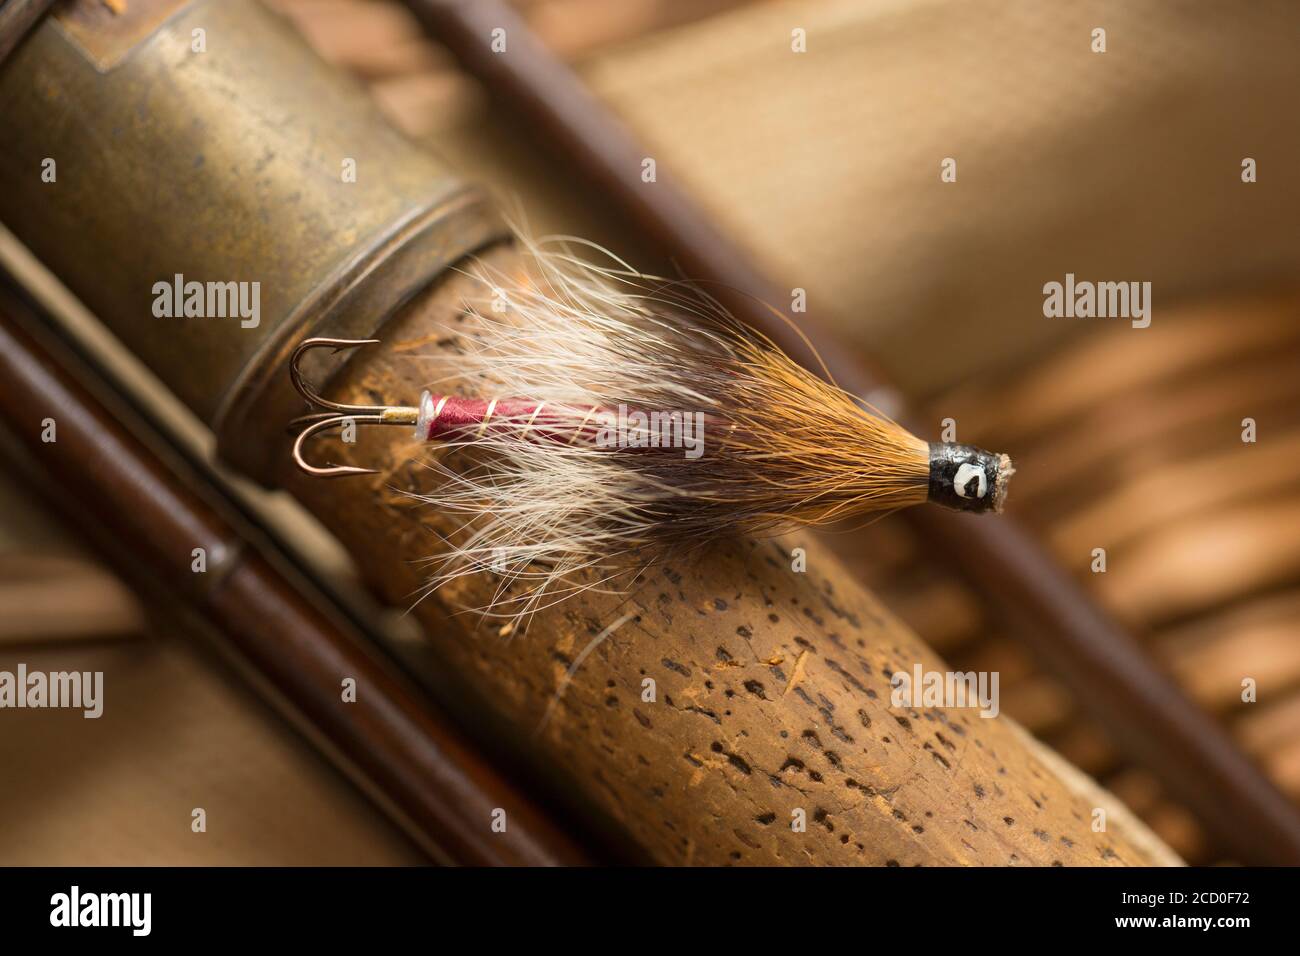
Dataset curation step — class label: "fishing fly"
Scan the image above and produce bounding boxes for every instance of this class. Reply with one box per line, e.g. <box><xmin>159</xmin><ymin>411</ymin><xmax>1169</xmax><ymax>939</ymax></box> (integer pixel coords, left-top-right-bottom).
<box><xmin>288</xmin><ymin>236</ymin><xmax>1013</xmax><ymax>617</ymax></box>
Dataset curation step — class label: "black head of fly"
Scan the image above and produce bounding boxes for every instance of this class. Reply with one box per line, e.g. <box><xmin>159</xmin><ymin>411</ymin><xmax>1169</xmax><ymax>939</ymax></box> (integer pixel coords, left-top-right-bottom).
<box><xmin>927</xmin><ymin>442</ymin><xmax>1013</xmax><ymax>514</ymax></box>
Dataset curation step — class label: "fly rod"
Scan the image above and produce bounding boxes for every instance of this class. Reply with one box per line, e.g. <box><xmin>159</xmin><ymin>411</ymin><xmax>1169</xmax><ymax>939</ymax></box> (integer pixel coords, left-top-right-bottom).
<box><xmin>0</xmin><ymin>0</ymin><xmax>1258</xmax><ymax>866</ymax></box>
<box><xmin>0</xmin><ymin>273</ymin><xmax>592</xmax><ymax>867</ymax></box>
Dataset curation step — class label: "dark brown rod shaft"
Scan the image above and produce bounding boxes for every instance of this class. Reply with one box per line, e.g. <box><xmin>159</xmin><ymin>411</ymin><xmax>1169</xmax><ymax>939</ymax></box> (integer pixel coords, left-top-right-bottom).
<box><xmin>0</xmin><ymin>0</ymin><xmax>57</xmax><ymax>67</ymax></box>
<box><xmin>0</xmin><ymin>278</ymin><xmax>592</xmax><ymax>866</ymax></box>
<box><xmin>402</xmin><ymin>0</ymin><xmax>1300</xmax><ymax>863</ymax></box>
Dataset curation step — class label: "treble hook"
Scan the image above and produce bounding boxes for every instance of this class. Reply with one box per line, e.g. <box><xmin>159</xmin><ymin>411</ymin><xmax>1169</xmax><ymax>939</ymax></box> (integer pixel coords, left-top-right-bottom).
<box><xmin>289</xmin><ymin>337</ymin><xmax>420</xmax><ymax>478</ymax></box>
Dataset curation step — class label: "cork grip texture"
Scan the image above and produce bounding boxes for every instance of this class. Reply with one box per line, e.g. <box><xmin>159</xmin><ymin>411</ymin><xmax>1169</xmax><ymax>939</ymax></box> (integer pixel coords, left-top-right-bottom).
<box><xmin>277</xmin><ymin>244</ymin><xmax>1168</xmax><ymax>866</ymax></box>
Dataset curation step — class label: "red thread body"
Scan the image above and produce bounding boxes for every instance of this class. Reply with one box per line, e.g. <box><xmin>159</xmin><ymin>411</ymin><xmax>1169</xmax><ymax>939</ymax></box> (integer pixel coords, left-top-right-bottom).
<box><xmin>419</xmin><ymin>394</ymin><xmax>603</xmax><ymax>444</ymax></box>
<box><xmin>415</xmin><ymin>392</ymin><xmax>716</xmax><ymax>454</ymax></box>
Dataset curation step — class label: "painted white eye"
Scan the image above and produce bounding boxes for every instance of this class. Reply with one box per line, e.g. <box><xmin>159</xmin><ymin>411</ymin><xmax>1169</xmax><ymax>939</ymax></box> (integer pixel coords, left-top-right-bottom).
<box><xmin>953</xmin><ymin>462</ymin><xmax>987</xmax><ymax>500</ymax></box>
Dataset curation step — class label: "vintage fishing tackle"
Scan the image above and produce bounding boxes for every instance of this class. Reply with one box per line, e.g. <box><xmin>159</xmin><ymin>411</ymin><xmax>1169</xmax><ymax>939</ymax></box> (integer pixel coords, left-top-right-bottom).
<box><xmin>287</xmin><ymin>238</ymin><xmax>1013</xmax><ymax>613</ymax></box>
<box><xmin>291</xmin><ymin>336</ymin><xmax>1011</xmax><ymax>514</ymax></box>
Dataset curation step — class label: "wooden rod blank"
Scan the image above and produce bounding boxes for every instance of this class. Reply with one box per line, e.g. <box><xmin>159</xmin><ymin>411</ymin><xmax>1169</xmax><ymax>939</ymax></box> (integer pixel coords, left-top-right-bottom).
<box><xmin>0</xmin><ymin>277</ymin><xmax>591</xmax><ymax>866</ymax></box>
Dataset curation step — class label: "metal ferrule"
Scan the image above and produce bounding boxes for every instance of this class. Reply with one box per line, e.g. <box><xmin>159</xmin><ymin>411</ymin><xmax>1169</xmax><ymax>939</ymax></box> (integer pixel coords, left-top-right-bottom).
<box><xmin>0</xmin><ymin>0</ymin><xmax>505</xmax><ymax>481</ymax></box>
